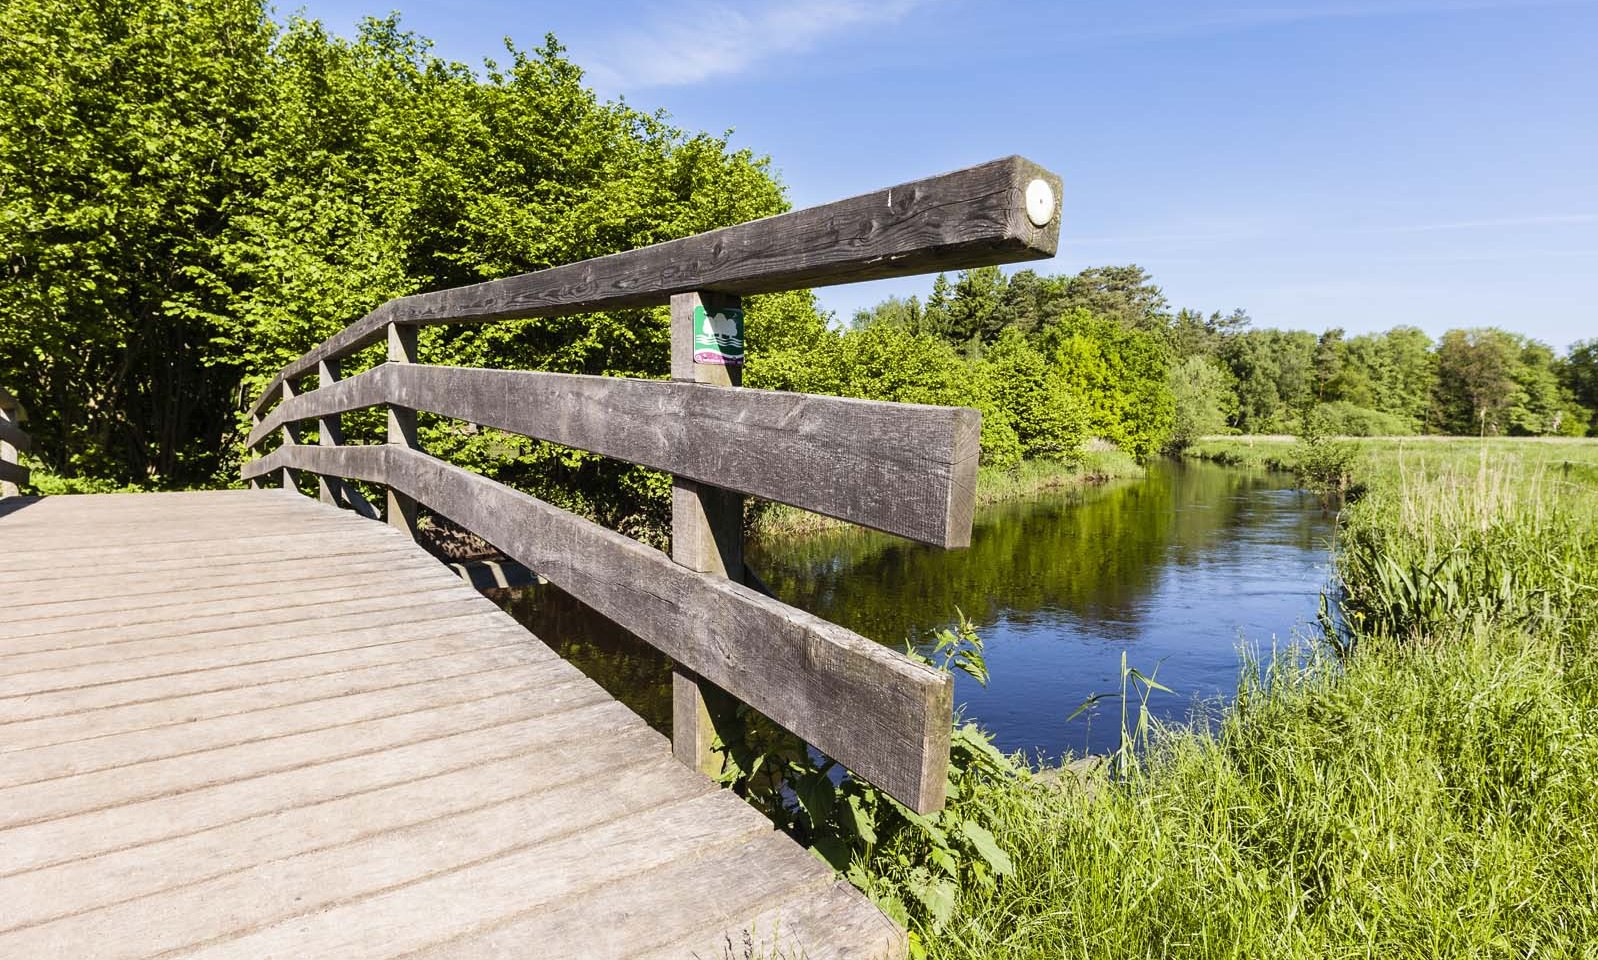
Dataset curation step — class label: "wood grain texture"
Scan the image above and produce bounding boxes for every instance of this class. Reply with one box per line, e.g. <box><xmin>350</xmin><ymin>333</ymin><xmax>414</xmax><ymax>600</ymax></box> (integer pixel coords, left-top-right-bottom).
<box><xmin>247</xmin><ymin>363</ymin><xmax>981</xmax><ymax>546</ymax></box>
<box><xmin>669</xmin><ymin>291</ymin><xmax>744</xmax><ymax>777</ymax></box>
<box><xmin>385</xmin><ymin>321</ymin><xmax>420</xmax><ymax>538</ymax></box>
<box><xmin>317</xmin><ymin>357</ymin><xmax>341</xmax><ymax>505</ymax></box>
<box><xmin>251</xmin><ymin>155</ymin><xmax>1061</xmax><ymax>416</ymax></box>
<box><xmin>280</xmin><ymin>378</ymin><xmax>303</xmax><ymax>493</ymax></box>
<box><xmin>0</xmin><ymin>490</ymin><xmax>905</xmax><ymax>958</ymax></box>
<box><xmin>243</xmin><ymin>442</ymin><xmax>954</xmax><ymax>812</ymax></box>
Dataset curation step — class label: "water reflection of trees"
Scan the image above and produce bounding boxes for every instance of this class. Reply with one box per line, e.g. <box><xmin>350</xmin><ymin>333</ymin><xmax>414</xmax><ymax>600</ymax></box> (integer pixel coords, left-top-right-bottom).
<box><xmin>491</xmin><ymin>461</ymin><xmax>1323</xmax><ymax>732</ymax></box>
<box><xmin>748</xmin><ymin>460</ymin><xmax>1309</xmax><ymax>647</ymax></box>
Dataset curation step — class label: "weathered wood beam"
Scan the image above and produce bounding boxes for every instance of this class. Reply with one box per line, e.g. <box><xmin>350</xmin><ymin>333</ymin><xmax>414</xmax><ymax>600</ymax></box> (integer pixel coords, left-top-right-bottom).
<box><xmin>280</xmin><ymin>380</ymin><xmax>299</xmax><ymax>493</ymax></box>
<box><xmin>669</xmin><ymin>290</ymin><xmax>745</xmax><ymax>777</ymax></box>
<box><xmin>241</xmin><ymin>443</ymin><xmax>954</xmax><ymax>813</ymax></box>
<box><xmin>0</xmin><ymin>402</ymin><xmax>26</xmax><ymax>497</ymax></box>
<box><xmin>0</xmin><ymin>417</ymin><xmax>31</xmax><ymax>454</ymax></box>
<box><xmin>251</xmin><ymin>155</ymin><xmax>1061</xmax><ymax>417</ymax></box>
<box><xmin>386</xmin><ymin>323</ymin><xmax>420</xmax><ymax>539</ymax></box>
<box><xmin>0</xmin><ymin>460</ymin><xmax>28</xmax><ymax>489</ymax></box>
<box><xmin>317</xmin><ymin>358</ymin><xmax>342</xmax><ymax>506</ymax></box>
<box><xmin>247</xmin><ymin>364</ymin><xmax>980</xmax><ymax>547</ymax></box>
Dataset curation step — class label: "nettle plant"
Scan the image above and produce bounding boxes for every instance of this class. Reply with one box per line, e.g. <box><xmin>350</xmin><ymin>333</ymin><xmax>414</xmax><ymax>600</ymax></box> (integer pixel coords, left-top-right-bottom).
<box><xmin>712</xmin><ymin>616</ymin><xmax>1019</xmax><ymax>944</ymax></box>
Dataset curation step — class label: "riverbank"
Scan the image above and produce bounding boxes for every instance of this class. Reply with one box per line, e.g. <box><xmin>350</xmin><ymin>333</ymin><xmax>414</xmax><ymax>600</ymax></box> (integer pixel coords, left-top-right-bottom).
<box><xmin>1183</xmin><ymin>433</ymin><xmax>1598</xmax><ymax>473</ymax></box>
<box><xmin>856</xmin><ymin>438</ymin><xmax>1598</xmax><ymax>956</ymax></box>
<box><xmin>749</xmin><ymin>448</ymin><xmax>1143</xmax><ymax>540</ymax></box>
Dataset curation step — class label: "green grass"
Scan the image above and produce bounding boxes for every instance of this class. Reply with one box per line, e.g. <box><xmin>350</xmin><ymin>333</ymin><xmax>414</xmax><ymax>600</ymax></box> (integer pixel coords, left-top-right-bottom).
<box><xmin>871</xmin><ymin>437</ymin><xmax>1598</xmax><ymax>958</ymax></box>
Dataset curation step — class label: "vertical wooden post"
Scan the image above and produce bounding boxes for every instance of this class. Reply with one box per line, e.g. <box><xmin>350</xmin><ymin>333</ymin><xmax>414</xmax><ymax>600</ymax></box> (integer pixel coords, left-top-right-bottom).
<box><xmin>317</xmin><ymin>357</ymin><xmax>343</xmax><ymax>505</ymax></box>
<box><xmin>0</xmin><ymin>399</ymin><xmax>18</xmax><ymax>498</ymax></box>
<box><xmin>669</xmin><ymin>290</ymin><xmax>744</xmax><ymax>777</ymax></box>
<box><xmin>387</xmin><ymin>322</ymin><xmax>420</xmax><ymax>539</ymax></box>
<box><xmin>280</xmin><ymin>379</ymin><xmax>298</xmax><ymax>493</ymax></box>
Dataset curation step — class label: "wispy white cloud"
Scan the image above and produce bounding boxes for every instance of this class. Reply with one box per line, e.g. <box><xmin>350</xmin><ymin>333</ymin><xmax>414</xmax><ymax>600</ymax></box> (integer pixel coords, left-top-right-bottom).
<box><xmin>1070</xmin><ymin>211</ymin><xmax>1598</xmax><ymax>252</ymax></box>
<box><xmin>581</xmin><ymin>0</ymin><xmax>925</xmax><ymax>90</ymax></box>
<box><xmin>1073</xmin><ymin>0</ymin><xmax>1594</xmax><ymax>43</ymax></box>
<box><xmin>1383</xmin><ymin>213</ymin><xmax>1598</xmax><ymax>232</ymax></box>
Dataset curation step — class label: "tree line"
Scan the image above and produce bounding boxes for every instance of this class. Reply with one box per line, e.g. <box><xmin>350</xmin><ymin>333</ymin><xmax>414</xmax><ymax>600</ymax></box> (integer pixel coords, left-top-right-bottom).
<box><xmin>781</xmin><ymin>264</ymin><xmax>1598</xmax><ymax>469</ymax></box>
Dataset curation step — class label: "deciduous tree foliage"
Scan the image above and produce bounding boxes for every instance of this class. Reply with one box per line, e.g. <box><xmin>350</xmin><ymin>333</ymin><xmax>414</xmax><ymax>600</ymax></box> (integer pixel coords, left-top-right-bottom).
<box><xmin>0</xmin><ymin>0</ymin><xmax>787</xmax><ymax>495</ymax></box>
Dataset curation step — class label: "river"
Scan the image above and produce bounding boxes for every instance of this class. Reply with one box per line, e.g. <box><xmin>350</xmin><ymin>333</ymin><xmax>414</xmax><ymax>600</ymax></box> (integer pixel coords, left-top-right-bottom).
<box><xmin>496</xmin><ymin>459</ymin><xmax>1335</xmax><ymax>763</ymax></box>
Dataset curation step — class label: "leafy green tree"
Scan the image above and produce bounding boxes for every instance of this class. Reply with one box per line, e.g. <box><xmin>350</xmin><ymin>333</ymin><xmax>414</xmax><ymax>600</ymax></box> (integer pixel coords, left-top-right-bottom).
<box><xmin>995</xmin><ymin>269</ymin><xmax>1060</xmax><ymax>336</ymax></box>
<box><xmin>979</xmin><ymin>330</ymin><xmax>1083</xmax><ymax>459</ymax></box>
<box><xmin>922</xmin><ymin>273</ymin><xmax>954</xmax><ymax>339</ymax></box>
<box><xmin>1218</xmin><ymin>329</ymin><xmax>1315</xmax><ymax>432</ymax></box>
<box><xmin>1</xmin><ymin>1</ymin><xmax>788</xmax><ymax>530</ymax></box>
<box><xmin>1561</xmin><ymin>339</ymin><xmax>1598</xmax><ymax>435</ymax></box>
<box><xmin>829</xmin><ymin>323</ymin><xmax>1021</xmax><ymax>467</ymax></box>
<box><xmin>0</xmin><ymin>0</ymin><xmax>274</xmax><ymax>485</ymax></box>
<box><xmin>1504</xmin><ymin>340</ymin><xmax>1570</xmax><ymax>435</ymax></box>
<box><xmin>1433</xmin><ymin>328</ymin><xmax>1520</xmax><ymax>435</ymax></box>
<box><xmin>850</xmin><ymin>295</ymin><xmax>921</xmax><ymax>332</ymax></box>
<box><xmin>1167</xmin><ymin>356</ymin><xmax>1238</xmax><ymax>449</ymax></box>
<box><xmin>1372</xmin><ymin>326</ymin><xmax>1436</xmax><ymax>430</ymax></box>
<box><xmin>1047</xmin><ymin>310</ymin><xmax>1174</xmax><ymax>458</ymax></box>
<box><xmin>1313</xmin><ymin>328</ymin><xmax>1346</xmax><ymax>402</ymax></box>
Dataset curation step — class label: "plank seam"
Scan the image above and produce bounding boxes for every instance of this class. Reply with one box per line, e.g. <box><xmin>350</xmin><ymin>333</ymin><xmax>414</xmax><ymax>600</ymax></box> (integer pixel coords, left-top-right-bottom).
<box><xmin>0</xmin><ymin>609</ymin><xmax>526</xmax><ymax>703</ymax></box>
<box><xmin>0</xmin><ymin>642</ymin><xmax>549</xmax><ymax>754</ymax></box>
<box><xmin>0</xmin><ymin>677</ymin><xmax>613</xmax><ymax>833</ymax></box>
<box><xmin>0</xmin><ymin>617</ymin><xmax>533</xmax><ymax>723</ymax></box>
<box><xmin>0</xmin><ymin>575</ymin><xmax>480</xmax><ymax>641</ymax></box>
<box><xmin>0</xmin><ymin>698</ymin><xmax>638</xmax><ymax>880</ymax></box>
<box><xmin>159</xmin><ymin>791</ymin><xmax>756</xmax><ymax>959</ymax></box>
<box><xmin>0</xmin><ymin>597</ymin><xmax>503</xmax><ymax>663</ymax></box>
<box><xmin>0</xmin><ymin>550</ymin><xmax>433</xmax><ymax>613</ymax></box>
<box><xmin>2</xmin><ymin>661</ymin><xmax>564</xmax><ymax>787</ymax></box>
<box><xmin>0</xmin><ymin>741</ymin><xmax>683</xmax><ymax>937</ymax></box>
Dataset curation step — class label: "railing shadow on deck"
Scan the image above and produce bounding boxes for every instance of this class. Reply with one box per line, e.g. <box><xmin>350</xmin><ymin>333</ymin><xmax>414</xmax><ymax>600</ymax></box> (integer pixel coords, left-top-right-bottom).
<box><xmin>243</xmin><ymin>156</ymin><xmax>1063</xmax><ymax>815</ymax></box>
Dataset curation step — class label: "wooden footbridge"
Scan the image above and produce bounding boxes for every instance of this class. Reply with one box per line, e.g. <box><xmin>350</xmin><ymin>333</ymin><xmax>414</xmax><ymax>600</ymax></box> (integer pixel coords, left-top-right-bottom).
<box><xmin>0</xmin><ymin>157</ymin><xmax>1061</xmax><ymax>958</ymax></box>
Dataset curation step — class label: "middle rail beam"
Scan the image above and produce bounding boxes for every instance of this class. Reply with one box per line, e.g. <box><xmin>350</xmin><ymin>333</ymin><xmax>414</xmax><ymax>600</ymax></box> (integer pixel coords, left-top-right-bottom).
<box><xmin>248</xmin><ymin>364</ymin><xmax>981</xmax><ymax>547</ymax></box>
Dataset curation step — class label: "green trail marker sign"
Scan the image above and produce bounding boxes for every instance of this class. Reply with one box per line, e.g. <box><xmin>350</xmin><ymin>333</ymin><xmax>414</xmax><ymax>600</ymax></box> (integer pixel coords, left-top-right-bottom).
<box><xmin>693</xmin><ymin>305</ymin><xmax>745</xmax><ymax>367</ymax></box>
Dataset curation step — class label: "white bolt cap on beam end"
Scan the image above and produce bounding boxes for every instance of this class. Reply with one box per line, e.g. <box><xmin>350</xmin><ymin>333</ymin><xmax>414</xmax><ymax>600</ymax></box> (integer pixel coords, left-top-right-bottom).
<box><xmin>1025</xmin><ymin>178</ymin><xmax>1055</xmax><ymax>228</ymax></box>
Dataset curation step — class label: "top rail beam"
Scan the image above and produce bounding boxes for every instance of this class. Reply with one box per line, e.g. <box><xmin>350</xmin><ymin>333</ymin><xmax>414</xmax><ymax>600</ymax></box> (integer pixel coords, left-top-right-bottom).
<box><xmin>252</xmin><ymin>155</ymin><xmax>1061</xmax><ymax>415</ymax></box>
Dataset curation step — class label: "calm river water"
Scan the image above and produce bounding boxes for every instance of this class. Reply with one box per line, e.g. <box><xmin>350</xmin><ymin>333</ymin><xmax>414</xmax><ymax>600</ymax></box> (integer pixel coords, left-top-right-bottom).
<box><xmin>497</xmin><ymin>459</ymin><xmax>1335</xmax><ymax>762</ymax></box>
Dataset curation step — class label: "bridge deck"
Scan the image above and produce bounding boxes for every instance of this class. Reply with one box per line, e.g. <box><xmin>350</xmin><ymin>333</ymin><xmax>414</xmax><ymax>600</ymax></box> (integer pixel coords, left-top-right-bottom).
<box><xmin>0</xmin><ymin>490</ymin><xmax>901</xmax><ymax>959</ymax></box>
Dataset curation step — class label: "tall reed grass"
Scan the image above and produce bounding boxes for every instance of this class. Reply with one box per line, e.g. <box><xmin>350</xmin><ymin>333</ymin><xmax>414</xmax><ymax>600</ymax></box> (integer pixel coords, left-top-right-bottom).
<box><xmin>892</xmin><ymin>437</ymin><xmax>1598</xmax><ymax>958</ymax></box>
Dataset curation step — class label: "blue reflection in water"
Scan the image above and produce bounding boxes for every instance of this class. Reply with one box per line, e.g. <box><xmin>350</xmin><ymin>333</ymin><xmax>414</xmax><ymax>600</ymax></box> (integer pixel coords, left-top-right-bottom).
<box><xmin>500</xmin><ymin>459</ymin><xmax>1335</xmax><ymax>763</ymax></box>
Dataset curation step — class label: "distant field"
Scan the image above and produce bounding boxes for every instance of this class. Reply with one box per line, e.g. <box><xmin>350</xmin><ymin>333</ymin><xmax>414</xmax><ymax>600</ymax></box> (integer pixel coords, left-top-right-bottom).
<box><xmin>1185</xmin><ymin>434</ymin><xmax>1598</xmax><ymax>481</ymax></box>
<box><xmin>1199</xmin><ymin>433</ymin><xmax>1598</xmax><ymax>444</ymax></box>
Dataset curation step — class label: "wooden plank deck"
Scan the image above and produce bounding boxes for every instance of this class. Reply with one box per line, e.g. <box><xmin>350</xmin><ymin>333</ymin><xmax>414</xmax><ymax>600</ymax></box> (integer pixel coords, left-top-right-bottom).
<box><xmin>0</xmin><ymin>490</ymin><xmax>903</xmax><ymax>959</ymax></box>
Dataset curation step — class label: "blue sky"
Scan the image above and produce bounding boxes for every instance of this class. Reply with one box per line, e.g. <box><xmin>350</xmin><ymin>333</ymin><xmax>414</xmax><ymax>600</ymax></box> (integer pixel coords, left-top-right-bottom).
<box><xmin>287</xmin><ymin>0</ymin><xmax>1597</xmax><ymax>348</ymax></box>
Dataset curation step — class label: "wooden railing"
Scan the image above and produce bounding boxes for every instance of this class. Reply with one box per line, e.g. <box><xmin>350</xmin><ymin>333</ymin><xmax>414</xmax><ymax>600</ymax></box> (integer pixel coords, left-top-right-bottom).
<box><xmin>0</xmin><ymin>385</ymin><xmax>29</xmax><ymax>497</ymax></box>
<box><xmin>243</xmin><ymin>156</ymin><xmax>1062</xmax><ymax>813</ymax></box>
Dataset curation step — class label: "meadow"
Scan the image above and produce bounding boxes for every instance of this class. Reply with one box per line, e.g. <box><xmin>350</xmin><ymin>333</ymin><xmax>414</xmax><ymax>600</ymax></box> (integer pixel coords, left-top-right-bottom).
<box><xmin>861</xmin><ymin>437</ymin><xmax>1598</xmax><ymax>958</ymax></box>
